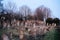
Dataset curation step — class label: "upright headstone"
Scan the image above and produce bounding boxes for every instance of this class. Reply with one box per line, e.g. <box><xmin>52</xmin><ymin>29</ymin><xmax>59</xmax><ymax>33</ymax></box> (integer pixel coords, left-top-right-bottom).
<box><xmin>2</xmin><ymin>34</ymin><xmax>9</xmax><ymax>40</ymax></box>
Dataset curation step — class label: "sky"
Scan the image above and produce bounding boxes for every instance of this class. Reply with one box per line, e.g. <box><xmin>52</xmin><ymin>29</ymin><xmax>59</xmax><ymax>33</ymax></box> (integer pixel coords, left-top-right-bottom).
<box><xmin>1</xmin><ymin>0</ymin><xmax>60</xmax><ymax>18</ymax></box>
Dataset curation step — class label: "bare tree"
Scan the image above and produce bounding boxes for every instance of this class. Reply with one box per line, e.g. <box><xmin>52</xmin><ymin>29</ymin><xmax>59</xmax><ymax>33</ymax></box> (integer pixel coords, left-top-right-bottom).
<box><xmin>3</xmin><ymin>1</ymin><xmax>17</xmax><ymax>13</ymax></box>
<box><xmin>35</xmin><ymin>5</ymin><xmax>51</xmax><ymax>21</ymax></box>
<box><xmin>19</xmin><ymin>5</ymin><xmax>32</xmax><ymax>20</ymax></box>
<box><xmin>35</xmin><ymin>7</ymin><xmax>44</xmax><ymax>21</ymax></box>
<box><xmin>19</xmin><ymin>5</ymin><xmax>31</xmax><ymax>17</ymax></box>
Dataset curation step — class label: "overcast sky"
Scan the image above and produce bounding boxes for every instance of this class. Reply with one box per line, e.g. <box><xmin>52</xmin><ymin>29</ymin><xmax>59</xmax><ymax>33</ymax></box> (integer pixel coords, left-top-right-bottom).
<box><xmin>2</xmin><ymin>0</ymin><xmax>60</xmax><ymax>18</ymax></box>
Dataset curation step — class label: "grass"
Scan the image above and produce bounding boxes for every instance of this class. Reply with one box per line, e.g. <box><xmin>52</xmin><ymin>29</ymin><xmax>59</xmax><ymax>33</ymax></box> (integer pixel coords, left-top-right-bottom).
<box><xmin>44</xmin><ymin>28</ymin><xmax>55</xmax><ymax>40</ymax></box>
